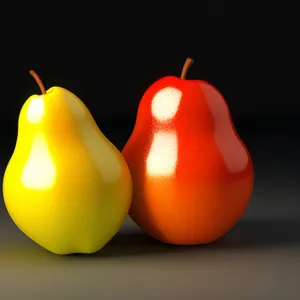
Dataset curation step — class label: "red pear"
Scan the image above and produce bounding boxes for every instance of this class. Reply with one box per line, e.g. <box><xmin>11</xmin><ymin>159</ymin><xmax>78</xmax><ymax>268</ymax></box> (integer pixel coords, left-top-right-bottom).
<box><xmin>122</xmin><ymin>58</ymin><xmax>254</xmax><ymax>245</ymax></box>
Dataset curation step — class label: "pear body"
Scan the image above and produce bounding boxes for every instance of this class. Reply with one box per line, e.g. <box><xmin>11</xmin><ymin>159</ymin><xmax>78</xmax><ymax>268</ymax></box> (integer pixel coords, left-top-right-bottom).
<box><xmin>122</xmin><ymin>76</ymin><xmax>254</xmax><ymax>245</ymax></box>
<box><xmin>3</xmin><ymin>87</ymin><xmax>132</xmax><ymax>255</ymax></box>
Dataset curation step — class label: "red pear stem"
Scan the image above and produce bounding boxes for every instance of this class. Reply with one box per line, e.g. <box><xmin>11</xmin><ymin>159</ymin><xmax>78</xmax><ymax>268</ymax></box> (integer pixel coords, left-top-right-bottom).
<box><xmin>180</xmin><ymin>57</ymin><xmax>194</xmax><ymax>79</ymax></box>
<box><xmin>29</xmin><ymin>70</ymin><xmax>46</xmax><ymax>94</ymax></box>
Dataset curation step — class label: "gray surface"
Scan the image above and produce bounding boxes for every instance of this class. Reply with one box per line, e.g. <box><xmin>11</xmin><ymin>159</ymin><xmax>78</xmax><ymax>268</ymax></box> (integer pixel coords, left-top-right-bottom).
<box><xmin>0</xmin><ymin>213</ymin><xmax>300</xmax><ymax>300</ymax></box>
<box><xmin>0</xmin><ymin>124</ymin><xmax>300</xmax><ymax>300</ymax></box>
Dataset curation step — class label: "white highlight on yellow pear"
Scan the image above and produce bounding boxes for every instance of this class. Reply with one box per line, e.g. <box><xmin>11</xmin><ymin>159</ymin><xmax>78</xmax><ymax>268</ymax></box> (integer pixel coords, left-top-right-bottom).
<box><xmin>27</xmin><ymin>97</ymin><xmax>45</xmax><ymax>123</ymax></box>
<box><xmin>21</xmin><ymin>134</ymin><xmax>56</xmax><ymax>190</ymax></box>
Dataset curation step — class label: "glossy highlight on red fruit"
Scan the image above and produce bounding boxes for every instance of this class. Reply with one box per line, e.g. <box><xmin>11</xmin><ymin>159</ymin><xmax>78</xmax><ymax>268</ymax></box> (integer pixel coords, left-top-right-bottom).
<box><xmin>122</xmin><ymin>58</ymin><xmax>254</xmax><ymax>245</ymax></box>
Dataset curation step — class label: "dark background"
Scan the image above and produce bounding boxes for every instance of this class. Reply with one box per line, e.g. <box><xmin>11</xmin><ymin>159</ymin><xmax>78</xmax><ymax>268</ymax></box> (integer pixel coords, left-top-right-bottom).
<box><xmin>1</xmin><ymin>3</ymin><xmax>300</xmax><ymax>300</ymax></box>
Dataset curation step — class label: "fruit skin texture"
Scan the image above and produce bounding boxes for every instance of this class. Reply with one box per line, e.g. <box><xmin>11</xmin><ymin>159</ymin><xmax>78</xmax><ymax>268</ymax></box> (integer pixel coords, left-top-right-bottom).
<box><xmin>3</xmin><ymin>87</ymin><xmax>132</xmax><ymax>255</ymax></box>
<box><xmin>122</xmin><ymin>76</ymin><xmax>254</xmax><ymax>245</ymax></box>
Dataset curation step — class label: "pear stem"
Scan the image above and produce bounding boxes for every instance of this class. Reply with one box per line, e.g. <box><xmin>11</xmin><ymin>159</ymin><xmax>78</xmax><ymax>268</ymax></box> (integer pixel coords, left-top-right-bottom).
<box><xmin>180</xmin><ymin>57</ymin><xmax>194</xmax><ymax>79</ymax></box>
<box><xmin>29</xmin><ymin>70</ymin><xmax>46</xmax><ymax>94</ymax></box>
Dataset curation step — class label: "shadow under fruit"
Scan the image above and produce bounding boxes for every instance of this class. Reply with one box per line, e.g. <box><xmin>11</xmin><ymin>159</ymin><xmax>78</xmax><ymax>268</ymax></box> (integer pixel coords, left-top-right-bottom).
<box><xmin>122</xmin><ymin>58</ymin><xmax>254</xmax><ymax>245</ymax></box>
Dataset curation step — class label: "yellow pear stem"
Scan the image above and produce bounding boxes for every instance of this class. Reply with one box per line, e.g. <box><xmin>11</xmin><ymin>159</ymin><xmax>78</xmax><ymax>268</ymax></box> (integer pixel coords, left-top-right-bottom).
<box><xmin>29</xmin><ymin>70</ymin><xmax>46</xmax><ymax>94</ymax></box>
<box><xmin>180</xmin><ymin>57</ymin><xmax>194</xmax><ymax>79</ymax></box>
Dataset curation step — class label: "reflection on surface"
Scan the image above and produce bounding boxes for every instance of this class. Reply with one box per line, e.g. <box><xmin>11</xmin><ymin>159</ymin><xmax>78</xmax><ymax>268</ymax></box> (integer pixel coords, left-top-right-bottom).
<box><xmin>27</xmin><ymin>97</ymin><xmax>45</xmax><ymax>124</ymax></box>
<box><xmin>21</xmin><ymin>135</ymin><xmax>56</xmax><ymax>190</ymax></box>
<box><xmin>79</xmin><ymin>122</ymin><xmax>122</xmax><ymax>182</ymax></box>
<box><xmin>213</xmin><ymin>126</ymin><xmax>249</xmax><ymax>173</ymax></box>
<box><xmin>151</xmin><ymin>87</ymin><xmax>182</xmax><ymax>121</ymax></box>
<box><xmin>199</xmin><ymin>83</ymin><xmax>249</xmax><ymax>173</ymax></box>
<box><xmin>146</xmin><ymin>131</ymin><xmax>178</xmax><ymax>176</ymax></box>
<box><xmin>65</xmin><ymin>91</ymin><xmax>86</xmax><ymax>119</ymax></box>
<box><xmin>65</xmin><ymin>94</ymin><xmax>122</xmax><ymax>183</ymax></box>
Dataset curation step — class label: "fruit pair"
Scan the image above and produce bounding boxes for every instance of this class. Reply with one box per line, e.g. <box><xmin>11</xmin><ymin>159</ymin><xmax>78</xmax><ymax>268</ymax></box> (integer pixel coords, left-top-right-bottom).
<box><xmin>2</xmin><ymin>58</ymin><xmax>254</xmax><ymax>255</ymax></box>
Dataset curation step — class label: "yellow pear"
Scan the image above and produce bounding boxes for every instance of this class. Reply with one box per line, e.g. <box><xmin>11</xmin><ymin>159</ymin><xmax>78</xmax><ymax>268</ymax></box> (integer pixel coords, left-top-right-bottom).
<box><xmin>2</xmin><ymin>70</ymin><xmax>132</xmax><ymax>255</ymax></box>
